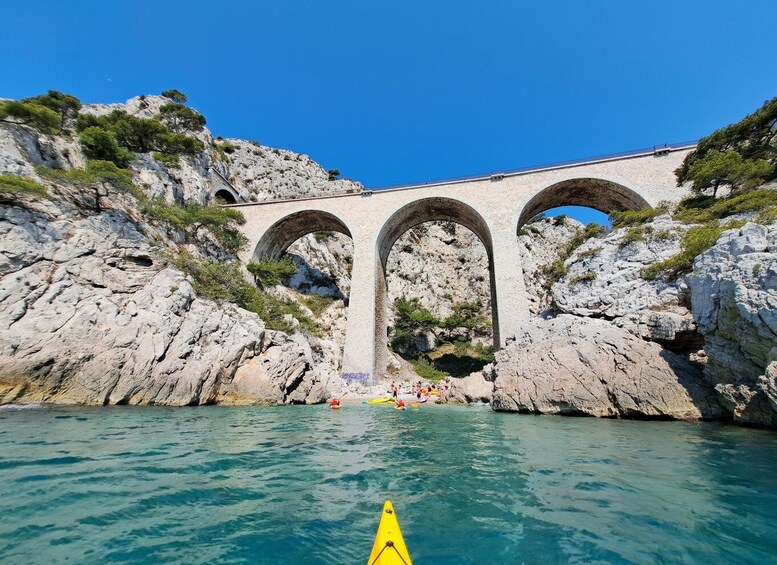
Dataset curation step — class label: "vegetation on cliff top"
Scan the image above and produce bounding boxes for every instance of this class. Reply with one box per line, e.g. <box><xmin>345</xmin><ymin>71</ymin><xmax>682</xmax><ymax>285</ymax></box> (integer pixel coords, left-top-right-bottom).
<box><xmin>676</xmin><ymin>97</ymin><xmax>777</xmax><ymax>196</ymax></box>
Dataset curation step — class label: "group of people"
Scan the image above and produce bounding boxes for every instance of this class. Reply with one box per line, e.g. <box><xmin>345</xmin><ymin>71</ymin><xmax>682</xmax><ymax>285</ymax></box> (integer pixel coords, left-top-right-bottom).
<box><xmin>389</xmin><ymin>379</ymin><xmax>450</xmax><ymax>406</ymax></box>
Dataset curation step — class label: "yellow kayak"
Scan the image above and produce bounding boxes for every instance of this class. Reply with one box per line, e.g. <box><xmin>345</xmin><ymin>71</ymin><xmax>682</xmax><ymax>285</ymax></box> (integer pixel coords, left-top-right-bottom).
<box><xmin>368</xmin><ymin>397</ymin><xmax>394</xmax><ymax>404</ymax></box>
<box><xmin>368</xmin><ymin>501</ymin><xmax>412</xmax><ymax>565</ymax></box>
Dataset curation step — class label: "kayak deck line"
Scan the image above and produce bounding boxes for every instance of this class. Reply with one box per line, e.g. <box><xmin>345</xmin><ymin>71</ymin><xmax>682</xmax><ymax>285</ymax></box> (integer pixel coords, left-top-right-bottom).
<box><xmin>368</xmin><ymin>501</ymin><xmax>412</xmax><ymax>565</ymax></box>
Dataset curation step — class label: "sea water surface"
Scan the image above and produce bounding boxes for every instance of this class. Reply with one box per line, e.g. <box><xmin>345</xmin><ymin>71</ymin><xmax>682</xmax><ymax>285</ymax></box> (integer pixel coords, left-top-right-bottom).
<box><xmin>1</xmin><ymin>404</ymin><xmax>776</xmax><ymax>564</ymax></box>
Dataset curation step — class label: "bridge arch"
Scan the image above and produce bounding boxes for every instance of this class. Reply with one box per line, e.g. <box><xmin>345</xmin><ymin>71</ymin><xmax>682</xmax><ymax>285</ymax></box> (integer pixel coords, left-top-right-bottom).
<box><xmin>373</xmin><ymin>197</ymin><xmax>499</xmax><ymax>374</ymax></box>
<box><xmin>377</xmin><ymin>197</ymin><xmax>494</xmax><ymax>266</ymax></box>
<box><xmin>252</xmin><ymin>210</ymin><xmax>353</xmax><ymax>260</ymax></box>
<box><xmin>516</xmin><ymin>177</ymin><xmax>651</xmax><ymax>231</ymax></box>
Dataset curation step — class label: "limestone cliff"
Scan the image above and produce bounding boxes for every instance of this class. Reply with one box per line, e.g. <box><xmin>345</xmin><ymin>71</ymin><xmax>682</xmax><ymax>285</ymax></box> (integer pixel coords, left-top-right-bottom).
<box><xmin>0</xmin><ymin>95</ymin><xmax>350</xmax><ymax>405</ymax></box>
<box><xmin>690</xmin><ymin>223</ymin><xmax>777</xmax><ymax>426</ymax></box>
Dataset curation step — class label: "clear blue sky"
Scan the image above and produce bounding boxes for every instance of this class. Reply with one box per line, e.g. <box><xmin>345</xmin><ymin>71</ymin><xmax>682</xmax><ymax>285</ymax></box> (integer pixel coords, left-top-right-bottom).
<box><xmin>2</xmin><ymin>1</ymin><xmax>776</xmax><ymax>224</ymax></box>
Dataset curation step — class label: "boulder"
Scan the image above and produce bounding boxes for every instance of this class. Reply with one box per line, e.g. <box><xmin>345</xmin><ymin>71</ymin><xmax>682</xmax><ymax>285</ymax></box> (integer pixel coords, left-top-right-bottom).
<box><xmin>491</xmin><ymin>315</ymin><xmax>721</xmax><ymax>420</ymax></box>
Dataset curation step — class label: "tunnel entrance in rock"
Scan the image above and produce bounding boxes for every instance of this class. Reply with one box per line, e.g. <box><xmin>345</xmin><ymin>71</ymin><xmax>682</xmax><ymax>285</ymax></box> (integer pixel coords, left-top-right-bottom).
<box><xmin>213</xmin><ymin>189</ymin><xmax>237</xmax><ymax>204</ymax></box>
<box><xmin>251</xmin><ymin>210</ymin><xmax>354</xmax><ymax>370</ymax></box>
<box><xmin>378</xmin><ymin>198</ymin><xmax>497</xmax><ymax>380</ymax></box>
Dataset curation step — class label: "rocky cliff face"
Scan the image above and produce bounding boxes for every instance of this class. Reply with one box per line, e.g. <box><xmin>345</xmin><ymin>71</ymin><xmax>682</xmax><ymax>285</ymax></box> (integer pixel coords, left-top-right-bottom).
<box><xmin>0</xmin><ymin>186</ymin><xmax>333</xmax><ymax>406</ymax></box>
<box><xmin>690</xmin><ymin>223</ymin><xmax>777</xmax><ymax>426</ymax></box>
<box><xmin>551</xmin><ymin>214</ymin><xmax>699</xmax><ymax>348</ymax></box>
<box><xmin>0</xmin><ymin>95</ymin><xmax>354</xmax><ymax>406</ymax></box>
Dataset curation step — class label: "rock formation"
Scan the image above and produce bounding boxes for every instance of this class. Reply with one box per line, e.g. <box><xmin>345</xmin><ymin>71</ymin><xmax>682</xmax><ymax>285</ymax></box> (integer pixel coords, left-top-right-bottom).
<box><xmin>690</xmin><ymin>223</ymin><xmax>777</xmax><ymax>426</ymax></box>
<box><xmin>490</xmin><ymin>315</ymin><xmax>720</xmax><ymax>420</ymax></box>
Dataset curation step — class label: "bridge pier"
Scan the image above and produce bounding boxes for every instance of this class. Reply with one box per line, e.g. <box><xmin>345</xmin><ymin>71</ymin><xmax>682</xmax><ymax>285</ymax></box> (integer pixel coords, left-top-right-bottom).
<box><xmin>490</xmin><ymin>226</ymin><xmax>531</xmax><ymax>348</ymax></box>
<box><xmin>341</xmin><ymin>240</ymin><xmax>381</xmax><ymax>385</ymax></box>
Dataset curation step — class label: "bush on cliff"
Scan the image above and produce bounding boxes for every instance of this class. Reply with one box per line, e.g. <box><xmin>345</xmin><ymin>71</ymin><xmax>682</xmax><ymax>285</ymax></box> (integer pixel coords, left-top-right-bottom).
<box><xmin>79</xmin><ymin>127</ymin><xmax>135</xmax><ymax>168</ymax></box>
<box><xmin>141</xmin><ymin>200</ymin><xmax>248</xmax><ymax>254</ymax></box>
<box><xmin>172</xmin><ymin>252</ymin><xmax>316</xmax><ymax>335</ymax></box>
<box><xmin>441</xmin><ymin>301</ymin><xmax>490</xmax><ymax>334</ymax></box>
<box><xmin>674</xmin><ymin>189</ymin><xmax>777</xmax><ymax>224</ymax></box>
<box><xmin>246</xmin><ymin>257</ymin><xmax>298</xmax><ymax>288</ymax></box>
<box><xmin>36</xmin><ymin>161</ymin><xmax>137</xmax><ymax>210</ymax></box>
<box><xmin>541</xmin><ymin>222</ymin><xmax>605</xmax><ymax>290</ymax></box>
<box><xmin>0</xmin><ymin>174</ymin><xmax>49</xmax><ymax>202</ymax></box>
<box><xmin>0</xmin><ymin>100</ymin><xmax>59</xmax><ymax>134</ymax></box>
<box><xmin>640</xmin><ymin>220</ymin><xmax>745</xmax><ymax>281</ymax></box>
<box><xmin>23</xmin><ymin>90</ymin><xmax>81</xmax><ymax>130</ymax></box>
<box><xmin>391</xmin><ymin>297</ymin><xmax>440</xmax><ymax>351</ymax></box>
<box><xmin>610</xmin><ymin>205</ymin><xmax>668</xmax><ymax>228</ymax></box>
<box><xmin>76</xmin><ymin>110</ymin><xmax>204</xmax><ymax>159</ymax></box>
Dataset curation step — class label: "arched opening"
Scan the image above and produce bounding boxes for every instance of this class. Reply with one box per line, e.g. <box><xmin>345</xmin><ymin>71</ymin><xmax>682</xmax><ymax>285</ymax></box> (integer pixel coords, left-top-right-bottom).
<box><xmin>517</xmin><ymin>178</ymin><xmax>649</xmax><ymax>230</ymax></box>
<box><xmin>251</xmin><ymin>210</ymin><xmax>354</xmax><ymax>375</ymax></box>
<box><xmin>376</xmin><ymin>198</ymin><xmax>497</xmax><ymax>381</ymax></box>
<box><xmin>213</xmin><ymin>188</ymin><xmax>238</xmax><ymax>204</ymax></box>
<box><xmin>515</xmin><ymin>178</ymin><xmax>651</xmax><ymax>316</ymax></box>
<box><xmin>253</xmin><ymin>210</ymin><xmax>352</xmax><ymax>261</ymax></box>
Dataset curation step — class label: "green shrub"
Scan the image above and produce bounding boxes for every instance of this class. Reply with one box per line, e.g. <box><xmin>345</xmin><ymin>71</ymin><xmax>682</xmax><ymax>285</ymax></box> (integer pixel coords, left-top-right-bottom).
<box><xmin>755</xmin><ymin>207</ymin><xmax>777</xmax><ymax>225</ymax></box>
<box><xmin>301</xmin><ymin>294</ymin><xmax>336</xmax><ymax>316</ymax></box>
<box><xmin>161</xmin><ymin>89</ymin><xmax>188</xmax><ymax>104</ymax></box>
<box><xmin>620</xmin><ymin>226</ymin><xmax>652</xmax><ymax>246</ymax></box>
<box><xmin>539</xmin><ymin>223</ymin><xmax>606</xmax><ymax>290</ymax></box>
<box><xmin>674</xmin><ymin>189</ymin><xmax>777</xmax><ymax>224</ymax></box>
<box><xmin>80</xmin><ymin>127</ymin><xmax>134</xmax><ymax>167</ymax></box>
<box><xmin>0</xmin><ymin>100</ymin><xmax>59</xmax><ymax>134</ymax></box>
<box><xmin>610</xmin><ymin>206</ymin><xmax>666</xmax><ymax>228</ymax></box>
<box><xmin>36</xmin><ymin>161</ymin><xmax>137</xmax><ymax>209</ymax></box>
<box><xmin>441</xmin><ymin>301</ymin><xmax>490</xmax><ymax>333</ymax></box>
<box><xmin>152</xmin><ymin>151</ymin><xmax>180</xmax><ymax>168</ymax></box>
<box><xmin>676</xmin><ymin>97</ymin><xmax>777</xmax><ymax>194</ymax></box>
<box><xmin>541</xmin><ymin>259</ymin><xmax>569</xmax><ymax>288</ymax></box>
<box><xmin>220</xmin><ymin>142</ymin><xmax>237</xmax><ymax>154</ymax></box>
<box><xmin>640</xmin><ymin>222</ymin><xmax>740</xmax><ymax>280</ymax></box>
<box><xmin>246</xmin><ymin>257</ymin><xmax>297</xmax><ymax>288</ymax></box>
<box><xmin>142</xmin><ymin>200</ymin><xmax>247</xmax><ymax>253</ymax></box>
<box><xmin>314</xmin><ymin>231</ymin><xmax>335</xmax><ymax>242</ymax></box>
<box><xmin>0</xmin><ymin>174</ymin><xmax>49</xmax><ymax>201</ymax></box>
<box><xmin>577</xmin><ymin>246</ymin><xmax>602</xmax><ymax>258</ymax></box>
<box><xmin>653</xmin><ymin>229</ymin><xmax>676</xmax><ymax>241</ymax></box>
<box><xmin>76</xmin><ymin>109</ymin><xmax>203</xmax><ymax>156</ymax></box>
<box><xmin>171</xmin><ymin>252</ymin><xmax>315</xmax><ymax>335</ymax></box>
<box><xmin>22</xmin><ymin>90</ymin><xmax>81</xmax><ymax>130</ymax></box>
<box><xmin>391</xmin><ymin>297</ymin><xmax>440</xmax><ymax>351</ymax></box>
<box><xmin>158</xmin><ymin>103</ymin><xmax>205</xmax><ymax>134</ymax></box>
<box><xmin>411</xmin><ymin>356</ymin><xmax>448</xmax><ymax>381</ymax></box>
<box><xmin>570</xmin><ymin>272</ymin><xmax>597</xmax><ymax>284</ymax></box>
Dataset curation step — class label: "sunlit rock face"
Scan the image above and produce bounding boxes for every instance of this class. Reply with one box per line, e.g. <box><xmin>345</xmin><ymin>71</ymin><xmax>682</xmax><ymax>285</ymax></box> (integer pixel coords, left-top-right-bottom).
<box><xmin>690</xmin><ymin>222</ymin><xmax>777</xmax><ymax>427</ymax></box>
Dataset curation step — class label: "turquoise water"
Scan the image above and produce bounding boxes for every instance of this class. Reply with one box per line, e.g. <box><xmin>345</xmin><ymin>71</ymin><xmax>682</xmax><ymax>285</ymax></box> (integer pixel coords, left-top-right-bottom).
<box><xmin>1</xmin><ymin>404</ymin><xmax>776</xmax><ymax>564</ymax></box>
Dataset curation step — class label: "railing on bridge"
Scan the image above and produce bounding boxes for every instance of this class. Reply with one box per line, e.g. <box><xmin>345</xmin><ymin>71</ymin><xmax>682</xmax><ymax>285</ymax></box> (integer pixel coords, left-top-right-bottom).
<box><xmin>224</xmin><ymin>140</ymin><xmax>699</xmax><ymax>206</ymax></box>
<box><xmin>368</xmin><ymin>140</ymin><xmax>699</xmax><ymax>191</ymax></box>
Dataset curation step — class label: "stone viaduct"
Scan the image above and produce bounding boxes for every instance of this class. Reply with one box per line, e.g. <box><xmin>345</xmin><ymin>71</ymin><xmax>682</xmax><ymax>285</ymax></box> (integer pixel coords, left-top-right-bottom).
<box><xmin>229</xmin><ymin>144</ymin><xmax>696</xmax><ymax>384</ymax></box>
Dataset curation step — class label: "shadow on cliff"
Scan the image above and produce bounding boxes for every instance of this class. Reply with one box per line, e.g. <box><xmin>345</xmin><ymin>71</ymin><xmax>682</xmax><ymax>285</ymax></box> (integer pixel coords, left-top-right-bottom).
<box><xmin>659</xmin><ymin>350</ymin><xmax>724</xmax><ymax>420</ymax></box>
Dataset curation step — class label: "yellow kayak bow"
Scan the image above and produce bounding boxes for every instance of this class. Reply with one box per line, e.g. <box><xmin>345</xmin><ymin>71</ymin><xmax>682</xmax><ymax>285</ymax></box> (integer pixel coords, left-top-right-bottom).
<box><xmin>368</xmin><ymin>500</ymin><xmax>412</xmax><ymax>565</ymax></box>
